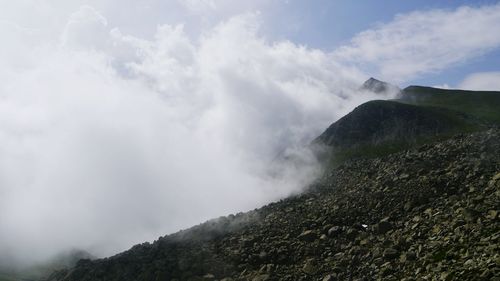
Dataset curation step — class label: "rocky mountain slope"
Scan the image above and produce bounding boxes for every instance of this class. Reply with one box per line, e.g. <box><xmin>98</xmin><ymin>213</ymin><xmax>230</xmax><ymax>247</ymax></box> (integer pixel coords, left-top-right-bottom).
<box><xmin>47</xmin><ymin>128</ymin><xmax>500</xmax><ymax>281</ymax></box>
<box><xmin>42</xmin><ymin>80</ymin><xmax>500</xmax><ymax>281</ymax></box>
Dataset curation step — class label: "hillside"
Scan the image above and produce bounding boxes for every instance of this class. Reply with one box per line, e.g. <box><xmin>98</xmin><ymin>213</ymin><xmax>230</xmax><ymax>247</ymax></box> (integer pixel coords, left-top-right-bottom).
<box><xmin>313</xmin><ymin>83</ymin><xmax>500</xmax><ymax>165</ymax></box>
<box><xmin>46</xmin><ymin>129</ymin><xmax>500</xmax><ymax>281</ymax></box>
<box><xmin>399</xmin><ymin>86</ymin><xmax>500</xmax><ymax>123</ymax></box>
<box><xmin>314</xmin><ymin>100</ymin><xmax>481</xmax><ymax>149</ymax></box>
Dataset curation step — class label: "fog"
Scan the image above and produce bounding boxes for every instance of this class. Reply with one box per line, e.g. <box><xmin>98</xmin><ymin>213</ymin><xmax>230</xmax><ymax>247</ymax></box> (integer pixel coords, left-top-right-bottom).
<box><xmin>0</xmin><ymin>7</ymin><xmax>381</xmax><ymax>266</ymax></box>
<box><xmin>1</xmin><ymin>2</ymin><xmax>499</xmax><ymax>268</ymax></box>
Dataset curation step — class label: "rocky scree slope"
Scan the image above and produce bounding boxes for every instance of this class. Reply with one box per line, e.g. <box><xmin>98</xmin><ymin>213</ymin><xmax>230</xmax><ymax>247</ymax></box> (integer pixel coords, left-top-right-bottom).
<box><xmin>47</xmin><ymin>129</ymin><xmax>500</xmax><ymax>281</ymax></box>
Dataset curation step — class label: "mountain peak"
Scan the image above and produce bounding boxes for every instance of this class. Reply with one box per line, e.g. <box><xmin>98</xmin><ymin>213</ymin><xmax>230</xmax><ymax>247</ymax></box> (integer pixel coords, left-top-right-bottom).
<box><xmin>366</xmin><ymin>77</ymin><xmax>381</xmax><ymax>83</ymax></box>
<box><xmin>361</xmin><ymin>77</ymin><xmax>400</xmax><ymax>94</ymax></box>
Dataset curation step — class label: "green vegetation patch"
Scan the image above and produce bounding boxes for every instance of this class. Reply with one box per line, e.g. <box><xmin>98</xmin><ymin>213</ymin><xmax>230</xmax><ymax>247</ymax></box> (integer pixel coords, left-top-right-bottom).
<box><xmin>399</xmin><ymin>86</ymin><xmax>500</xmax><ymax>124</ymax></box>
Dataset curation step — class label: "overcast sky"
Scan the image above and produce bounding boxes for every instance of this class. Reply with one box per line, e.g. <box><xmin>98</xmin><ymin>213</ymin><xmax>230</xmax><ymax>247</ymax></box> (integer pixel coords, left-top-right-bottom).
<box><xmin>1</xmin><ymin>0</ymin><xmax>500</xmax><ymax>266</ymax></box>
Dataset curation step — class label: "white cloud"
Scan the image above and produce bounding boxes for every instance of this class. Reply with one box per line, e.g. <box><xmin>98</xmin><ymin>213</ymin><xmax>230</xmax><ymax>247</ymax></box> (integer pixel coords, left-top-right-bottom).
<box><xmin>335</xmin><ymin>4</ymin><xmax>500</xmax><ymax>83</ymax></box>
<box><xmin>178</xmin><ymin>0</ymin><xmax>217</xmax><ymax>13</ymax></box>
<box><xmin>0</xmin><ymin>8</ymin><xmax>382</xmax><ymax>266</ymax></box>
<box><xmin>458</xmin><ymin>71</ymin><xmax>500</xmax><ymax>91</ymax></box>
<box><xmin>61</xmin><ymin>6</ymin><xmax>109</xmax><ymax>49</ymax></box>
<box><xmin>432</xmin><ymin>83</ymin><xmax>450</xmax><ymax>89</ymax></box>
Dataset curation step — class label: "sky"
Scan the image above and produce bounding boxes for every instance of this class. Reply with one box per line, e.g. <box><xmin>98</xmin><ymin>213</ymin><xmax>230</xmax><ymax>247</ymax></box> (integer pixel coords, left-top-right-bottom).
<box><xmin>1</xmin><ymin>0</ymin><xmax>500</xmax><ymax>267</ymax></box>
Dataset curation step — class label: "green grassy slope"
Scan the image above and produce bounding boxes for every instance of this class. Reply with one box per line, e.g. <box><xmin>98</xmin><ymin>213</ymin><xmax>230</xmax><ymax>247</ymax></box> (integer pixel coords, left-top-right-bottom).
<box><xmin>399</xmin><ymin>86</ymin><xmax>500</xmax><ymax>123</ymax></box>
<box><xmin>317</xmin><ymin>100</ymin><xmax>482</xmax><ymax>147</ymax></box>
<box><xmin>314</xmin><ymin>99</ymin><xmax>486</xmax><ymax>167</ymax></box>
<box><xmin>315</xmin><ymin>86</ymin><xmax>500</xmax><ymax>167</ymax></box>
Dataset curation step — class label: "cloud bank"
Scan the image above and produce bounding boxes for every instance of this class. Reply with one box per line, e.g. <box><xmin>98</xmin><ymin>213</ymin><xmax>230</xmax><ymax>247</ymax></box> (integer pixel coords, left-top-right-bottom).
<box><xmin>335</xmin><ymin>4</ymin><xmax>500</xmax><ymax>83</ymax></box>
<box><xmin>459</xmin><ymin>71</ymin><xmax>500</xmax><ymax>91</ymax></box>
<box><xmin>0</xmin><ymin>7</ymin><xmax>376</xmax><ymax>266</ymax></box>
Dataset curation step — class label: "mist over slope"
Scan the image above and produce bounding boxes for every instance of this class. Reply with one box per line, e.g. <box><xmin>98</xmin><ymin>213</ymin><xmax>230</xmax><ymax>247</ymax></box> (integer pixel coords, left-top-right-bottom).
<box><xmin>38</xmin><ymin>81</ymin><xmax>500</xmax><ymax>280</ymax></box>
<box><xmin>46</xmin><ymin>128</ymin><xmax>500</xmax><ymax>281</ymax></box>
<box><xmin>0</xmin><ymin>9</ymin><xmax>388</xmax><ymax>267</ymax></box>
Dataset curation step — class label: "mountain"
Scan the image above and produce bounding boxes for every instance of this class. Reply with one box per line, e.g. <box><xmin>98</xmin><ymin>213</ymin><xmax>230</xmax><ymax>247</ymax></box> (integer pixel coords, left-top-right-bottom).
<box><xmin>315</xmin><ymin>100</ymin><xmax>479</xmax><ymax>148</ymax></box>
<box><xmin>44</xmin><ymin>82</ymin><xmax>500</xmax><ymax>281</ymax></box>
<box><xmin>360</xmin><ymin>77</ymin><xmax>401</xmax><ymax>94</ymax></box>
<box><xmin>313</xmin><ymin>82</ymin><xmax>500</xmax><ymax>166</ymax></box>
<box><xmin>399</xmin><ymin>85</ymin><xmax>500</xmax><ymax>123</ymax></box>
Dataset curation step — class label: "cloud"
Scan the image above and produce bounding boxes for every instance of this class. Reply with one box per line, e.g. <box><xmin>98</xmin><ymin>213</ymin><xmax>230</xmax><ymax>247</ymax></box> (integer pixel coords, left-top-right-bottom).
<box><xmin>178</xmin><ymin>0</ymin><xmax>217</xmax><ymax>13</ymax></box>
<box><xmin>0</xmin><ymin>8</ymin><xmax>384</xmax><ymax>266</ymax></box>
<box><xmin>61</xmin><ymin>5</ymin><xmax>109</xmax><ymax>50</ymax></box>
<box><xmin>334</xmin><ymin>4</ymin><xmax>500</xmax><ymax>83</ymax></box>
<box><xmin>432</xmin><ymin>84</ymin><xmax>451</xmax><ymax>90</ymax></box>
<box><xmin>458</xmin><ymin>71</ymin><xmax>500</xmax><ymax>91</ymax></box>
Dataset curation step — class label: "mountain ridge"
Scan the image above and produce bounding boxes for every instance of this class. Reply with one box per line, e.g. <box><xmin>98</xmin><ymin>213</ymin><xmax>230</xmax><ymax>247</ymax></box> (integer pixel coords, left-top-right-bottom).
<box><xmin>314</xmin><ymin>100</ymin><xmax>479</xmax><ymax>148</ymax></box>
<box><xmin>312</xmin><ymin>79</ymin><xmax>500</xmax><ymax>166</ymax></box>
